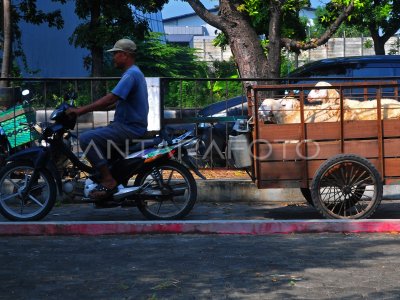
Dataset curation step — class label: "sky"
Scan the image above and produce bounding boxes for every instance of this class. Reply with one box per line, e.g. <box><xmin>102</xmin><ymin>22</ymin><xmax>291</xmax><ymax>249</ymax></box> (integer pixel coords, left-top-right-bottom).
<box><xmin>161</xmin><ymin>0</ymin><xmax>329</xmax><ymax>19</ymax></box>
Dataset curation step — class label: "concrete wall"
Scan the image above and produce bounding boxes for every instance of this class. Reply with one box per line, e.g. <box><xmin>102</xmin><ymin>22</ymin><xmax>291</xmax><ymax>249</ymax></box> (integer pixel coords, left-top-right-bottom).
<box><xmin>36</xmin><ymin>110</ymin><xmax>115</xmax><ymax>126</ymax></box>
<box><xmin>298</xmin><ymin>36</ymin><xmax>400</xmax><ymax>65</ymax></box>
<box><xmin>193</xmin><ymin>36</ymin><xmax>233</xmax><ymax>62</ymax></box>
<box><xmin>192</xmin><ymin>36</ymin><xmax>400</xmax><ymax>65</ymax></box>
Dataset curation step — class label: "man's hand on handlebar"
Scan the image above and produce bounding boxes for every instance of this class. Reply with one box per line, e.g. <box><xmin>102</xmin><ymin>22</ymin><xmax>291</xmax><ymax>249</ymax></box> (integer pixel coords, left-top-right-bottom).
<box><xmin>66</xmin><ymin>107</ymin><xmax>82</xmax><ymax>117</ymax></box>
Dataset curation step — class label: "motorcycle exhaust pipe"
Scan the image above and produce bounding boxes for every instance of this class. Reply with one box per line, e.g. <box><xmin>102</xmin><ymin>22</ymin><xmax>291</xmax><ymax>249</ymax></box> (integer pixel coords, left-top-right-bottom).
<box><xmin>112</xmin><ymin>186</ymin><xmax>141</xmax><ymax>200</ymax></box>
<box><xmin>113</xmin><ymin>184</ymin><xmax>187</xmax><ymax>201</ymax></box>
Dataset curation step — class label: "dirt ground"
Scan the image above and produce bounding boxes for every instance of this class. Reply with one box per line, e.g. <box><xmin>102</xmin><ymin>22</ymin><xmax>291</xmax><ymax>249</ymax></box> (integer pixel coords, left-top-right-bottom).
<box><xmin>199</xmin><ymin>169</ymin><xmax>250</xmax><ymax>179</ymax></box>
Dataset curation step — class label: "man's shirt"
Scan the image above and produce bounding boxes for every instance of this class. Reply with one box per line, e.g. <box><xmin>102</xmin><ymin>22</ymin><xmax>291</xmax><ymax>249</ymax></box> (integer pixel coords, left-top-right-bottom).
<box><xmin>111</xmin><ymin>65</ymin><xmax>149</xmax><ymax>137</ymax></box>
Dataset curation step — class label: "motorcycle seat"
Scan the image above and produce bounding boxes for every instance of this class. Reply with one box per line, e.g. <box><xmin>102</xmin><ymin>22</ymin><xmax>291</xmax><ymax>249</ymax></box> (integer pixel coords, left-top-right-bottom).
<box><xmin>128</xmin><ymin>127</ymin><xmax>176</xmax><ymax>153</ymax></box>
<box><xmin>128</xmin><ymin>137</ymin><xmax>162</xmax><ymax>152</ymax></box>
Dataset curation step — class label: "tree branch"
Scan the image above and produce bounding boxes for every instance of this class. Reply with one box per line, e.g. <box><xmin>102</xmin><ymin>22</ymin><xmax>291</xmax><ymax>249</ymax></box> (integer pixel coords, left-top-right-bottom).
<box><xmin>185</xmin><ymin>0</ymin><xmax>231</xmax><ymax>31</ymax></box>
<box><xmin>281</xmin><ymin>0</ymin><xmax>355</xmax><ymax>52</ymax></box>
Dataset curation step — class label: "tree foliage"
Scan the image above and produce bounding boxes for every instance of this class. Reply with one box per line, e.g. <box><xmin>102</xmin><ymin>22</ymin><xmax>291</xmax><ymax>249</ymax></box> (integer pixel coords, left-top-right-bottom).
<box><xmin>239</xmin><ymin>0</ymin><xmax>309</xmax><ymax>39</ymax></box>
<box><xmin>313</xmin><ymin>6</ymin><xmax>369</xmax><ymax>38</ymax></box>
<box><xmin>318</xmin><ymin>0</ymin><xmax>400</xmax><ymax>54</ymax></box>
<box><xmin>66</xmin><ymin>0</ymin><xmax>169</xmax><ymax>77</ymax></box>
<box><xmin>186</xmin><ymin>0</ymin><xmax>355</xmax><ymax>82</ymax></box>
<box><xmin>134</xmin><ymin>33</ymin><xmax>208</xmax><ymax>78</ymax></box>
<box><xmin>103</xmin><ymin>33</ymin><xmax>207</xmax><ymax>77</ymax></box>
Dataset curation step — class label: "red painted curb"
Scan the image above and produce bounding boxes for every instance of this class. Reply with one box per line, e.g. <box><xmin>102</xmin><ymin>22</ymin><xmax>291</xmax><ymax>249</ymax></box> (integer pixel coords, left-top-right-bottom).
<box><xmin>1</xmin><ymin>220</ymin><xmax>400</xmax><ymax>236</ymax></box>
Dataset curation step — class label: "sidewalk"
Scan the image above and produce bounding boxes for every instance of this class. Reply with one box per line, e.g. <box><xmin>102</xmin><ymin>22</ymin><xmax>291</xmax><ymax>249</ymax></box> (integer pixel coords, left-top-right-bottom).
<box><xmin>1</xmin><ymin>200</ymin><xmax>400</xmax><ymax>236</ymax></box>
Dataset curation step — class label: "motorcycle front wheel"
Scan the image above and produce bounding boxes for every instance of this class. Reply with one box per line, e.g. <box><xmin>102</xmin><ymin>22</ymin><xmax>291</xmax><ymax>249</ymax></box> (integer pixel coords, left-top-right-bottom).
<box><xmin>0</xmin><ymin>161</ymin><xmax>57</xmax><ymax>221</ymax></box>
<box><xmin>134</xmin><ymin>160</ymin><xmax>197</xmax><ymax>220</ymax></box>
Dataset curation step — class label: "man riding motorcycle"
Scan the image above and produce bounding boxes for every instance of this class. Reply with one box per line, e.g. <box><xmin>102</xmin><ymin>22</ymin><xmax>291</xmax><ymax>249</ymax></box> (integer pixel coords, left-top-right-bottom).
<box><xmin>67</xmin><ymin>38</ymin><xmax>149</xmax><ymax>201</ymax></box>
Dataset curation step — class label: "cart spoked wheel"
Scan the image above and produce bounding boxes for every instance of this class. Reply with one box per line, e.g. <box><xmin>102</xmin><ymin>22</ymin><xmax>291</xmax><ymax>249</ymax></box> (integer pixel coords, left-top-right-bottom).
<box><xmin>310</xmin><ymin>154</ymin><xmax>383</xmax><ymax>219</ymax></box>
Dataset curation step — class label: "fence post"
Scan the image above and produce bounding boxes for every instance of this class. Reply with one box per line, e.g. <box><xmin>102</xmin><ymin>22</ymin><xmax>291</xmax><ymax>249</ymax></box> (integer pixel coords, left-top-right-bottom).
<box><xmin>398</xmin><ymin>34</ymin><xmax>400</xmax><ymax>54</ymax></box>
<box><xmin>325</xmin><ymin>43</ymin><xmax>328</xmax><ymax>58</ymax></box>
<box><xmin>343</xmin><ymin>31</ymin><xmax>346</xmax><ymax>57</ymax></box>
<box><xmin>203</xmin><ymin>38</ymin><xmax>206</xmax><ymax>60</ymax></box>
<box><xmin>43</xmin><ymin>81</ymin><xmax>48</xmax><ymax>123</ymax></box>
<box><xmin>361</xmin><ymin>35</ymin><xmax>364</xmax><ymax>56</ymax></box>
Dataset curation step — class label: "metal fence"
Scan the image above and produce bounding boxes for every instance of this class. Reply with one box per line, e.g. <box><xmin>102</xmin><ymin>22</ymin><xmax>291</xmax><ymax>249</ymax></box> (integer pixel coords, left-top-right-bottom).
<box><xmin>2</xmin><ymin>76</ymin><xmax>400</xmax><ymax>168</ymax></box>
<box><xmin>0</xmin><ymin>77</ymin><xmax>258</xmax><ymax>168</ymax></box>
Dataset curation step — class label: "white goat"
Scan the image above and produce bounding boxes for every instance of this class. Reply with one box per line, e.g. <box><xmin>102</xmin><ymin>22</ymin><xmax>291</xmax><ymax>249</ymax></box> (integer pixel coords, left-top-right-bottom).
<box><xmin>308</xmin><ymin>81</ymin><xmax>400</xmax><ymax>120</ymax></box>
<box><xmin>258</xmin><ymin>81</ymin><xmax>400</xmax><ymax>124</ymax></box>
<box><xmin>259</xmin><ymin>95</ymin><xmax>341</xmax><ymax>124</ymax></box>
<box><xmin>258</xmin><ymin>97</ymin><xmax>299</xmax><ymax>123</ymax></box>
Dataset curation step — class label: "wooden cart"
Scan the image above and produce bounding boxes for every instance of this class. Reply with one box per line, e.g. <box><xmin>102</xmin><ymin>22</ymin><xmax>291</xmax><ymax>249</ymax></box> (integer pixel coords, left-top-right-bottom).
<box><xmin>245</xmin><ymin>81</ymin><xmax>400</xmax><ymax>219</ymax></box>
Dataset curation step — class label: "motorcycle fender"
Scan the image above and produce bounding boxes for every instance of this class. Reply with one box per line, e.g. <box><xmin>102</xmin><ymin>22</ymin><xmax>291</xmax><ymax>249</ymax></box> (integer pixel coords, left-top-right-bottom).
<box><xmin>45</xmin><ymin>160</ymin><xmax>63</xmax><ymax>196</ymax></box>
<box><xmin>7</xmin><ymin>146</ymin><xmax>46</xmax><ymax>166</ymax></box>
<box><xmin>6</xmin><ymin>147</ymin><xmax>63</xmax><ymax>195</ymax></box>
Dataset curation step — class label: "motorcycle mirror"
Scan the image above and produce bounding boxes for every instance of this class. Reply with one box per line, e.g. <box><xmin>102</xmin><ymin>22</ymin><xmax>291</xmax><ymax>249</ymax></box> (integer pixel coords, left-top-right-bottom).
<box><xmin>63</xmin><ymin>91</ymin><xmax>77</xmax><ymax>102</ymax></box>
<box><xmin>69</xmin><ymin>92</ymin><xmax>77</xmax><ymax>100</ymax></box>
<box><xmin>22</xmin><ymin>89</ymin><xmax>30</xmax><ymax>96</ymax></box>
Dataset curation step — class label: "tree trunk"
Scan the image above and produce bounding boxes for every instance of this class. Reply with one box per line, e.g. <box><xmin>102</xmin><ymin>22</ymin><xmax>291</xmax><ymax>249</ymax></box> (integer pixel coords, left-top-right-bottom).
<box><xmin>91</xmin><ymin>45</ymin><xmax>103</xmax><ymax>78</ymax></box>
<box><xmin>224</xmin><ymin>19</ymin><xmax>269</xmax><ymax>81</ymax></box>
<box><xmin>267</xmin><ymin>1</ymin><xmax>283</xmax><ymax>80</ymax></box>
<box><xmin>187</xmin><ymin>0</ymin><xmax>269</xmax><ymax>87</ymax></box>
<box><xmin>373</xmin><ymin>39</ymin><xmax>386</xmax><ymax>55</ymax></box>
<box><xmin>187</xmin><ymin>0</ymin><xmax>353</xmax><ymax>85</ymax></box>
<box><xmin>89</xmin><ymin>1</ymin><xmax>103</xmax><ymax>99</ymax></box>
<box><xmin>369</xmin><ymin>26</ymin><xmax>394</xmax><ymax>55</ymax></box>
<box><xmin>1</xmin><ymin>0</ymin><xmax>11</xmax><ymax>88</ymax></box>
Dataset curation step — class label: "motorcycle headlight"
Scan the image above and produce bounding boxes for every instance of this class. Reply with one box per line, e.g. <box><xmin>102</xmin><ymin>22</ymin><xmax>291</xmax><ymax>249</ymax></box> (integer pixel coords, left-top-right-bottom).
<box><xmin>49</xmin><ymin>109</ymin><xmax>59</xmax><ymax>120</ymax></box>
<box><xmin>40</xmin><ymin>140</ymin><xmax>50</xmax><ymax>147</ymax></box>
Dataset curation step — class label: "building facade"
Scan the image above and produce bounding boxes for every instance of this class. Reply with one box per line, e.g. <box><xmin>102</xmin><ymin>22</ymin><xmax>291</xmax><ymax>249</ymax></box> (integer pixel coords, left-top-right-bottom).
<box><xmin>18</xmin><ymin>1</ymin><xmax>164</xmax><ymax>77</ymax></box>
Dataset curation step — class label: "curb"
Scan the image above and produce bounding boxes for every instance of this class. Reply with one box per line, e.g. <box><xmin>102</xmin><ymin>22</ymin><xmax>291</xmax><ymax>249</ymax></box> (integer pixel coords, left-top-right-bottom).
<box><xmin>62</xmin><ymin>180</ymin><xmax>400</xmax><ymax>204</ymax></box>
<box><xmin>2</xmin><ymin>219</ymin><xmax>400</xmax><ymax>236</ymax></box>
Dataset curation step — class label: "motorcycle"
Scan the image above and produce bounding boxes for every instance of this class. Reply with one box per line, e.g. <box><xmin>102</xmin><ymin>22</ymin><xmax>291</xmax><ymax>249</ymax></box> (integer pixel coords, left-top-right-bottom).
<box><xmin>0</xmin><ymin>97</ymin><xmax>205</xmax><ymax>221</ymax></box>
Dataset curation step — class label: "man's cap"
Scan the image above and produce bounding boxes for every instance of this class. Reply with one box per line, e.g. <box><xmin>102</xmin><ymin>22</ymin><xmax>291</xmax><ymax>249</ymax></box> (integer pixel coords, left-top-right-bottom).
<box><xmin>107</xmin><ymin>39</ymin><xmax>137</xmax><ymax>54</ymax></box>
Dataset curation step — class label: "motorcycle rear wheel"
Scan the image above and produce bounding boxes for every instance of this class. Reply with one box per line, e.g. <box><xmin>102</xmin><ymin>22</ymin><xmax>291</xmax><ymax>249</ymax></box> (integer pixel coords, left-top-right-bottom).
<box><xmin>134</xmin><ymin>160</ymin><xmax>197</xmax><ymax>220</ymax></box>
<box><xmin>0</xmin><ymin>161</ymin><xmax>57</xmax><ymax>221</ymax></box>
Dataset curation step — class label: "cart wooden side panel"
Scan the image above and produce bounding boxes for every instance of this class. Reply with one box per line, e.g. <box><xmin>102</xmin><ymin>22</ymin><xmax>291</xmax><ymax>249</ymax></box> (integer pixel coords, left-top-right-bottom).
<box><xmin>247</xmin><ymin>81</ymin><xmax>400</xmax><ymax>189</ymax></box>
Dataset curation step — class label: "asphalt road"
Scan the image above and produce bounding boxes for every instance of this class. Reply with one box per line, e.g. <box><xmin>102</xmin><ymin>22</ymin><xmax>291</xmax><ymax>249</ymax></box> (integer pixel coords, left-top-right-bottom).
<box><xmin>1</xmin><ymin>233</ymin><xmax>400</xmax><ymax>299</ymax></box>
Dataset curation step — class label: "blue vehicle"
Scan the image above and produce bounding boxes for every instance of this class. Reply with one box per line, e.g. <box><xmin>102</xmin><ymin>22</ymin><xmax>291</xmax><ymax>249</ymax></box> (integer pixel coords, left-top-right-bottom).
<box><xmin>288</xmin><ymin>55</ymin><xmax>400</xmax><ymax>79</ymax></box>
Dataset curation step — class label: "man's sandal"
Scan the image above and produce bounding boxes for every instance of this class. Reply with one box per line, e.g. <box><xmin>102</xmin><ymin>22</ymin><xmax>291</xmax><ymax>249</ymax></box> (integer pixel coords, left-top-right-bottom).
<box><xmin>89</xmin><ymin>184</ymin><xmax>118</xmax><ymax>200</ymax></box>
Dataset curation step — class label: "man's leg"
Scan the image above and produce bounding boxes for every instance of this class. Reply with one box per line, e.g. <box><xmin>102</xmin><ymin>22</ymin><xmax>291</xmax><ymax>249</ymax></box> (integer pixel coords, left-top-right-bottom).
<box><xmin>94</xmin><ymin>164</ymin><xmax>117</xmax><ymax>193</ymax></box>
<box><xmin>79</xmin><ymin>123</ymin><xmax>135</xmax><ymax>197</ymax></box>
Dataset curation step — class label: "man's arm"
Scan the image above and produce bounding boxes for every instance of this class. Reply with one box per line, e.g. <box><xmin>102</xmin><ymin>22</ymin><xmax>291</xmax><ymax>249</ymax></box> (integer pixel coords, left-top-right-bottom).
<box><xmin>67</xmin><ymin>93</ymin><xmax>119</xmax><ymax>116</ymax></box>
<box><xmin>103</xmin><ymin>102</ymin><xmax>117</xmax><ymax>111</ymax></box>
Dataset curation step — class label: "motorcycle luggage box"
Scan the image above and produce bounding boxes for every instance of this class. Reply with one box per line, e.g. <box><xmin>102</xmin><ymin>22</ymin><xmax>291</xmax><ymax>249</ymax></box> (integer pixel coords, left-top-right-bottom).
<box><xmin>0</xmin><ymin>104</ymin><xmax>38</xmax><ymax>148</ymax></box>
